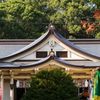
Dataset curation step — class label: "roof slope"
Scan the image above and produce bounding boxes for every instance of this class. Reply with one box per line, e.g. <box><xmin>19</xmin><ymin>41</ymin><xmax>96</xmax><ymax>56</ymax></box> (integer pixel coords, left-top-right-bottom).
<box><xmin>54</xmin><ymin>30</ymin><xmax>100</xmax><ymax>60</ymax></box>
<box><xmin>0</xmin><ymin>39</ymin><xmax>100</xmax><ymax>58</ymax></box>
<box><xmin>0</xmin><ymin>55</ymin><xmax>99</xmax><ymax>69</ymax></box>
<box><xmin>69</xmin><ymin>39</ymin><xmax>100</xmax><ymax>57</ymax></box>
<box><xmin>0</xmin><ymin>55</ymin><xmax>85</xmax><ymax>69</ymax></box>
<box><xmin>0</xmin><ymin>24</ymin><xmax>100</xmax><ymax>62</ymax></box>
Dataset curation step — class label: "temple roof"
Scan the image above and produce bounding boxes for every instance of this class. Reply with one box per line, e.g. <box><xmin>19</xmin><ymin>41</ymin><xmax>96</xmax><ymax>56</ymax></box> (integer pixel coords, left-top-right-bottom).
<box><xmin>0</xmin><ymin>24</ymin><xmax>100</xmax><ymax>62</ymax></box>
<box><xmin>0</xmin><ymin>55</ymin><xmax>99</xmax><ymax>69</ymax></box>
<box><xmin>1</xmin><ymin>39</ymin><xmax>100</xmax><ymax>58</ymax></box>
<box><xmin>54</xmin><ymin>31</ymin><xmax>100</xmax><ymax>60</ymax></box>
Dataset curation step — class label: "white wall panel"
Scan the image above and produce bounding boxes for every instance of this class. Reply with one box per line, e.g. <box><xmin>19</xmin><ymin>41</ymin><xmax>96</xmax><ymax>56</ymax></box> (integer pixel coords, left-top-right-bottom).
<box><xmin>70</xmin><ymin>52</ymin><xmax>83</xmax><ymax>59</ymax></box>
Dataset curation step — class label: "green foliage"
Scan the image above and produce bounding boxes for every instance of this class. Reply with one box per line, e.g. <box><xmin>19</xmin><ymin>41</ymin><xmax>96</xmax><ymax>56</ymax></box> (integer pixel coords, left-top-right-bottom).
<box><xmin>69</xmin><ymin>25</ymin><xmax>81</xmax><ymax>33</ymax></box>
<box><xmin>0</xmin><ymin>0</ymin><xmax>97</xmax><ymax>39</ymax></box>
<box><xmin>95</xmin><ymin>32</ymin><xmax>100</xmax><ymax>39</ymax></box>
<box><xmin>92</xmin><ymin>0</ymin><xmax>100</xmax><ymax>9</ymax></box>
<box><xmin>0</xmin><ymin>0</ymin><xmax>49</xmax><ymax>39</ymax></box>
<box><xmin>0</xmin><ymin>0</ymin><xmax>6</xmax><ymax>3</ymax></box>
<box><xmin>47</xmin><ymin>0</ymin><xmax>96</xmax><ymax>38</ymax></box>
<box><xmin>69</xmin><ymin>35</ymin><xmax>76</xmax><ymax>39</ymax></box>
<box><xmin>21</xmin><ymin>69</ymin><xmax>79</xmax><ymax>100</ymax></box>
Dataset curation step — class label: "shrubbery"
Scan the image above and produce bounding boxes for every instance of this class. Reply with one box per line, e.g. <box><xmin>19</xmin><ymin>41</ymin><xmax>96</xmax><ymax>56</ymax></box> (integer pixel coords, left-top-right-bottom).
<box><xmin>21</xmin><ymin>69</ymin><xmax>79</xmax><ymax>100</ymax></box>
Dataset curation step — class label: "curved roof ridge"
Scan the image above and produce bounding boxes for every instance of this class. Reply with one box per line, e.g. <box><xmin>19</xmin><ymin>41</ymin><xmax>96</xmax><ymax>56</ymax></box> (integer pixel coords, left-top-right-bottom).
<box><xmin>0</xmin><ymin>55</ymin><xmax>99</xmax><ymax>69</ymax></box>
<box><xmin>21</xmin><ymin>55</ymin><xmax>84</xmax><ymax>68</ymax></box>
<box><xmin>54</xmin><ymin>30</ymin><xmax>100</xmax><ymax>60</ymax></box>
<box><xmin>0</xmin><ymin>30</ymin><xmax>50</xmax><ymax>61</ymax></box>
<box><xmin>0</xmin><ymin>55</ymin><xmax>85</xmax><ymax>69</ymax></box>
<box><xmin>9</xmin><ymin>30</ymin><xmax>49</xmax><ymax>55</ymax></box>
<box><xmin>54</xmin><ymin>56</ymin><xmax>84</xmax><ymax>68</ymax></box>
<box><xmin>21</xmin><ymin>55</ymin><xmax>51</xmax><ymax>68</ymax></box>
<box><xmin>0</xmin><ymin>25</ymin><xmax>100</xmax><ymax>62</ymax></box>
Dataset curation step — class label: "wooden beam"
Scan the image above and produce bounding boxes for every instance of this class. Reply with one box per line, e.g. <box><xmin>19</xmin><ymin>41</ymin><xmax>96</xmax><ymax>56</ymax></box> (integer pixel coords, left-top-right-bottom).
<box><xmin>72</xmin><ymin>75</ymin><xmax>91</xmax><ymax>79</ymax></box>
<box><xmin>14</xmin><ymin>76</ymin><xmax>32</xmax><ymax>79</ymax></box>
<box><xmin>3</xmin><ymin>76</ymin><xmax>10</xmax><ymax>79</ymax></box>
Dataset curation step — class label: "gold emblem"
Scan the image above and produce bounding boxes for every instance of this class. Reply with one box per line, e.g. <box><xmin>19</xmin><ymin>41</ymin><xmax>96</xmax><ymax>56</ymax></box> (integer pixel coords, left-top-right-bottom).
<box><xmin>50</xmin><ymin>51</ymin><xmax>54</xmax><ymax>55</ymax></box>
<box><xmin>50</xmin><ymin>25</ymin><xmax>53</xmax><ymax>27</ymax></box>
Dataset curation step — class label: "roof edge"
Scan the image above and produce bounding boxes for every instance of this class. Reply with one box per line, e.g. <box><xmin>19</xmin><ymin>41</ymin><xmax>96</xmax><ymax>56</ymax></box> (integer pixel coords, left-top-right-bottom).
<box><xmin>0</xmin><ymin>29</ymin><xmax>54</xmax><ymax>62</ymax></box>
<box><xmin>53</xmin><ymin>30</ymin><xmax>100</xmax><ymax>60</ymax></box>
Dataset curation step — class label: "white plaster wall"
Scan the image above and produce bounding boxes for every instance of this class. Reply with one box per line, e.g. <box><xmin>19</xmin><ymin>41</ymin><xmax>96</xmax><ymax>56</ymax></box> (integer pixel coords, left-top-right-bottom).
<box><xmin>54</xmin><ymin>42</ymin><xmax>64</xmax><ymax>50</ymax></box>
<box><xmin>39</xmin><ymin>42</ymin><xmax>64</xmax><ymax>50</ymax></box>
<box><xmin>20</xmin><ymin>42</ymin><xmax>65</xmax><ymax>60</ymax></box>
<box><xmin>4</xmin><ymin>79</ymin><xmax>10</xmax><ymax>100</ymax></box>
<box><xmin>70</xmin><ymin>52</ymin><xmax>83</xmax><ymax>59</ymax></box>
<box><xmin>19</xmin><ymin>41</ymin><xmax>85</xmax><ymax>60</ymax></box>
<box><xmin>17</xmin><ymin>36</ymin><xmax>87</xmax><ymax>60</ymax></box>
<box><xmin>20</xmin><ymin>53</ymin><xmax>34</xmax><ymax>60</ymax></box>
<box><xmin>38</xmin><ymin>43</ymin><xmax>51</xmax><ymax>50</ymax></box>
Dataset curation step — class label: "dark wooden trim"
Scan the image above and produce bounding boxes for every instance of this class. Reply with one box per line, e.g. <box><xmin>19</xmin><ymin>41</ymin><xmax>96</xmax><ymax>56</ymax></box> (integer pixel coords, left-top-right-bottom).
<box><xmin>84</xmin><ymin>66</ymin><xmax>100</xmax><ymax>68</ymax></box>
<box><xmin>0</xmin><ymin>39</ymin><xmax>35</xmax><ymax>42</ymax></box>
<box><xmin>0</xmin><ymin>67</ymin><xmax>20</xmax><ymax>69</ymax></box>
<box><xmin>68</xmin><ymin>39</ymin><xmax>100</xmax><ymax>44</ymax></box>
<box><xmin>0</xmin><ymin>42</ymin><xmax>31</xmax><ymax>45</ymax></box>
<box><xmin>0</xmin><ymin>39</ymin><xmax>36</xmax><ymax>45</ymax></box>
<box><xmin>1</xmin><ymin>39</ymin><xmax>100</xmax><ymax>44</ymax></box>
<box><xmin>65</xmin><ymin>59</ymin><xmax>91</xmax><ymax>61</ymax></box>
<box><xmin>13</xmin><ymin>60</ymin><xmax>39</xmax><ymax>62</ymax></box>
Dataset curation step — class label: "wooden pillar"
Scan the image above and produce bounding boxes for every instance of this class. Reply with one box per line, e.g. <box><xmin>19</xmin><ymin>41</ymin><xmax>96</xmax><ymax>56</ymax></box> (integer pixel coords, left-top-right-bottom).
<box><xmin>1</xmin><ymin>74</ymin><xmax>4</xmax><ymax>100</ymax></box>
<box><xmin>10</xmin><ymin>74</ymin><xmax>14</xmax><ymax>100</ymax></box>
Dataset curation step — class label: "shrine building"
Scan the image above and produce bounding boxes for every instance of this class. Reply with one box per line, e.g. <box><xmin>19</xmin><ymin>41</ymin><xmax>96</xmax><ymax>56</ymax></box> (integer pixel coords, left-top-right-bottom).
<box><xmin>0</xmin><ymin>24</ymin><xmax>100</xmax><ymax>100</ymax></box>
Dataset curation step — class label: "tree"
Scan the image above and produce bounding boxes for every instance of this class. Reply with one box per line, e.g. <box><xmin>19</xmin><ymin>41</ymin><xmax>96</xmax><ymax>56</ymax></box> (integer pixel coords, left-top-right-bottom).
<box><xmin>80</xmin><ymin>0</ymin><xmax>100</xmax><ymax>38</ymax></box>
<box><xmin>0</xmin><ymin>0</ymin><xmax>97</xmax><ymax>39</ymax></box>
<box><xmin>91</xmin><ymin>0</ymin><xmax>100</xmax><ymax>9</ymax></box>
<box><xmin>21</xmin><ymin>69</ymin><xmax>79</xmax><ymax>100</ymax></box>
<box><xmin>0</xmin><ymin>0</ymin><xmax>49</xmax><ymax>39</ymax></box>
<box><xmin>47</xmin><ymin>0</ymin><xmax>96</xmax><ymax>38</ymax></box>
<box><xmin>0</xmin><ymin>0</ymin><xmax>6</xmax><ymax>3</ymax></box>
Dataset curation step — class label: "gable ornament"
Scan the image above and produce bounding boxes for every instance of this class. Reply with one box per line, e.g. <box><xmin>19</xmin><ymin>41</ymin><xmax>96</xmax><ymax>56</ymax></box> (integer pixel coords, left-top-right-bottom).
<box><xmin>49</xmin><ymin>40</ymin><xmax>55</xmax><ymax>49</ymax></box>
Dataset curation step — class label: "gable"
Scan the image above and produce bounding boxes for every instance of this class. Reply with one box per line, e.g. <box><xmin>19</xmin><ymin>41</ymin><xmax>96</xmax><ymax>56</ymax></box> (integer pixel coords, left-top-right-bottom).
<box><xmin>0</xmin><ymin>26</ymin><xmax>100</xmax><ymax>62</ymax></box>
<box><xmin>19</xmin><ymin>35</ymin><xmax>93</xmax><ymax>61</ymax></box>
